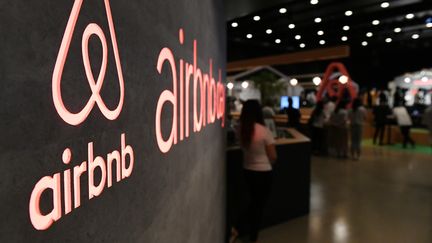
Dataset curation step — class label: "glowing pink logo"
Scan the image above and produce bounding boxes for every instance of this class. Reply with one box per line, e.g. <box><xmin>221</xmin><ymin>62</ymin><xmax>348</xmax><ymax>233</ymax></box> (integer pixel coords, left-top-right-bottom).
<box><xmin>52</xmin><ymin>0</ymin><xmax>125</xmax><ymax>126</ymax></box>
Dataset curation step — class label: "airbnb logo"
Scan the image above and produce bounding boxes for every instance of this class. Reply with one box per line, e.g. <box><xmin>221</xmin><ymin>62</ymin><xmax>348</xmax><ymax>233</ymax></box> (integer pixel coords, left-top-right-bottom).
<box><xmin>52</xmin><ymin>0</ymin><xmax>125</xmax><ymax>126</ymax></box>
<box><xmin>30</xmin><ymin>0</ymin><xmax>135</xmax><ymax>231</ymax></box>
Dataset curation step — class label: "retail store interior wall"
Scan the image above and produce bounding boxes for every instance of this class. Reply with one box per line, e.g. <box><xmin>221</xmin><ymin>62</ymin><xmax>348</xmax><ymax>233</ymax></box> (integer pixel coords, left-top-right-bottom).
<box><xmin>0</xmin><ymin>0</ymin><xmax>226</xmax><ymax>242</ymax></box>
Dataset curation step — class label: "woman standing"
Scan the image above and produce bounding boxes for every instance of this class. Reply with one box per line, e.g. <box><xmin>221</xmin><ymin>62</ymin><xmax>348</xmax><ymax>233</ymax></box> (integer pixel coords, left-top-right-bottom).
<box><xmin>238</xmin><ymin>100</ymin><xmax>277</xmax><ymax>243</ymax></box>
<box><xmin>309</xmin><ymin>101</ymin><xmax>326</xmax><ymax>155</ymax></box>
<box><xmin>349</xmin><ymin>99</ymin><xmax>367</xmax><ymax>160</ymax></box>
<box><xmin>330</xmin><ymin>101</ymin><xmax>349</xmax><ymax>158</ymax></box>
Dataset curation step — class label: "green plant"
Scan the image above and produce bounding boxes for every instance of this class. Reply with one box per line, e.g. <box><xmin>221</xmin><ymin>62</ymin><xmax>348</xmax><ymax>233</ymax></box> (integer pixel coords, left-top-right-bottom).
<box><xmin>249</xmin><ymin>70</ymin><xmax>285</xmax><ymax>106</ymax></box>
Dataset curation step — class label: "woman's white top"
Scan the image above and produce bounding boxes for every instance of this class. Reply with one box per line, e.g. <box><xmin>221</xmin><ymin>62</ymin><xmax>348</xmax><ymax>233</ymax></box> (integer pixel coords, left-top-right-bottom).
<box><xmin>393</xmin><ymin>107</ymin><xmax>412</xmax><ymax>126</ymax></box>
<box><xmin>350</xmin><ymin>106</ymin><xmax>367</xmax><ymax>126</ymax></box>
<box><xmin>242</xmin><ymin>123</ymin><xmax>275</xmax><ymax>172</ymax></box>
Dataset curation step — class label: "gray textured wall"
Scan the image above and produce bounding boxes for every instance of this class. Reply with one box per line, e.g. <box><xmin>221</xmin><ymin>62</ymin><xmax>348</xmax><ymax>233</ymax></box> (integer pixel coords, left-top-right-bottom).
<box><xmin>0</xmin><ymin>0</ymin><xmax>226</xmax><ymax>242</ymax></box>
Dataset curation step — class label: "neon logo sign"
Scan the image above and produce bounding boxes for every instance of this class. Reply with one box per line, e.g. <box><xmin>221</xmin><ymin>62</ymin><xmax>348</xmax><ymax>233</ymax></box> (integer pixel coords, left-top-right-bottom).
<box><xmin>52</xmin><ymin>0</ymin><xmax>124</xmax><ymax>126</ymax></box>
<box><xmin>29</xmin><ymin>0</ymin><xmax>225</xmax><ymax>232</ymax></box>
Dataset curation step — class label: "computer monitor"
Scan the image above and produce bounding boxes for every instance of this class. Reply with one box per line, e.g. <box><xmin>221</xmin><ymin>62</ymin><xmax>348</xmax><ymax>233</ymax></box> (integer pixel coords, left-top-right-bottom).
<box><xmin>280</xmin><ymin>96</ymin><xmax>300</xmax><ymax>109</ymax></box>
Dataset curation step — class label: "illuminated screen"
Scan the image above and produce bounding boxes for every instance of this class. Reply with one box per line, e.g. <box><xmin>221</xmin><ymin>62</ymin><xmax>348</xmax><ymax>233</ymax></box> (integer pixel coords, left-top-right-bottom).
<box><xmin>280</xmin><ymin>96</ymin><xmax>300</xmax><ymax>109</ymax></box>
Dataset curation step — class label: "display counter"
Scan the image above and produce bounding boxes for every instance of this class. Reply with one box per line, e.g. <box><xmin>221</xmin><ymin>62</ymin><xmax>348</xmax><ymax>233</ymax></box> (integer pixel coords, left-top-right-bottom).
<box><xmin>226</xmin><ymin>128</ymin><xmax>311</xmax><ymax>235</ymax></box>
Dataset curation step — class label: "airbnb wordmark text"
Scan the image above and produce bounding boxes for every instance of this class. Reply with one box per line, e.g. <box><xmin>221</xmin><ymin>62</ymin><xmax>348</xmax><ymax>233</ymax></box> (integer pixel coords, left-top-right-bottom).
<box><xmin>28</xmin><ymin>0</ymin><xmax>225</xmax><ymax>231</ymax></box>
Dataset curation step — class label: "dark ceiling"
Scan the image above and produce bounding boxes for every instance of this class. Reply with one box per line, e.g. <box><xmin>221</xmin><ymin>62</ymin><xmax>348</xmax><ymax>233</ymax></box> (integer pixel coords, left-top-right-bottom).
<box><xmin>226</xmin><ymin>0</ymin><xmax>432</xmax><ymax>88</ymax></box>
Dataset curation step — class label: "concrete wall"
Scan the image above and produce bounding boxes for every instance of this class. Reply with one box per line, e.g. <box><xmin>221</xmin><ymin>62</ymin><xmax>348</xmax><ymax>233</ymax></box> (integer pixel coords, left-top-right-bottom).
<box><xmin>0</xmin><ymin>0</ymin><xmax>226</xmax><ymax>242</ymax></box>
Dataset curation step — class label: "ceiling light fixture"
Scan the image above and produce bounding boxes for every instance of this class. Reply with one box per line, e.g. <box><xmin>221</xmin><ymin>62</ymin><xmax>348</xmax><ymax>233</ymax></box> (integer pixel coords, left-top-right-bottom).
<box><xmin>345</xmin><ymin>10</ymin><xmax>353</xmax><ymax>16</ymax></box>
<box><xmin>253</xmin><ymin>15</ymin><xmax>260</xmax><ymax>21</ymax></box>
<box><xmin>300</xmin><ymin>43</ymin><xmax>306</xmax><ymax>48</ymax></box>
<box><xmin>362</xmin><ymin>41</ymin><xmax>368</xmax><ymax>46</ymax></box>
<box><xmin>246</xmin><ymin>34</ymin><xmax>253</xmax><ymax>39</ymax></box>
<box><xmin>421</xmin><ymin>76</ymin><xmax>428</xmax><ymax>82</ymax></box>
<box><xmin>381</xmin><ymin>2</ymin><xmax>390</xmax><ymax>8</ymax></box>
<box><xmin>295</xmin><ymin>35</ymin><xmax>301</xmax><ymax>40</ymax></box>
<box><xmin>315</xmin><ymin>17</ymin><xmax>322</xmax><ymax>23</ymax></box>
<box><xmin>288</xmin><ymin>23</ymin><xmax>296</xmax><ymax>29</ymax></box>
<box><xmin>319</xmin><ymin>40</ymin><xmax>325</xmax><ymax>45</ymax></box>
<box><xmin>279</xmin><ymin>8</ymin><xmax>287</xmax><ymax>14</ymax></box>
<box><xmin>412</xmin><ymin>34</ymin><xmax>419</xmax><ymax>39</ymax></box>
<box><xmin>341</xmin><ymin>36</ymin><xmax>348</xmax><ymax>41</ymax></box>
<box><xmin>311</xmin><ymin>0</ymin><xmax>319</xmax><ymax>5</ymax></box>
<box><xmin>366</xmin><ymin>32</ymin><xmax>373</xmax><ymax>37</ymax></box>
<box><xmin>290</xmin><ymin>78</ymin><xmax>298</xmax><ymax>86</ymax></box>
<box><xmin>404</xmin><ymin>77</ymin><xmax>411</xmax><ymax>83</ymax></box>
<box><xmin>313</xmin><ymin>77</ymin><xmax>322</xmax><ymax>86</ymax></box>
<box><xmin>317</xmin><ymin>30</ymin><xmax>324</xmax><ymax>35</ymax></box>
<box><xmin>343</xmin><ymin>25</ymin><xmax>350</xmax><ymax>31</ymax></box>
<box><xmin>385</xmin><ymin>38</ymin><xmax>392</xmax><ymax>43</ymax></box>
<box><xmin>227</xmin><ymin>82</ymin><xmax>234</xmax><ymax>90</ymax></box>
<box><xmin>405</xmin><ymin>13</ymin><xmax>414</xmax><ymax>19</ymax></box>
<box><xmin>275</xmin><ymin>39</ymin><xmax>281</xmax><ymax>44</ymax></box>
<box><xmin>266</xmin><ymin>29</ymin><xmax>272</xmax><ymax>34</ymax></box>
<box><xmin>241</xmin><ymin>81</ymin><xmax>249</xmax><ymax>89</ymax></box>
<box><xmin>394</xmin><ymin>27</ymin><xmax>401</xmax><ymax>33</ymax></box>
<box><xmin>231</xmin><ymin>22</ymin><xmax>238</xmax><ymax>28</ymax></box>
<box><xmin>372</xmin><ymin>20</ymin><xmax>380</xmax><ymax>25</ymax></box>
<box><xmin>339</xmin><ymin>75</ymin><xmax>349</xmax><ymax>84</ymax></box>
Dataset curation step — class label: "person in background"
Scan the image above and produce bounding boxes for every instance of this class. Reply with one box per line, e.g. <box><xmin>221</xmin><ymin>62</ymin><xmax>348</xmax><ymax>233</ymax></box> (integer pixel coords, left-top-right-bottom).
<box><xmin>373</xmin><ymin>94</ymin><xmax>391</xmax><ymax>145</ymax></box>
<box><xmin>309</xmin><ymin>100</ymin><xmax>326</xmax><ymax>155</ymax></box>
<box><xmin>330</xmin><ymin>100</ymin><xmax>349</xmax><ymax>158</ymax></box>
<box><xmin>237</xmin><ymin>100</ymin><xmax>277</xmax><ymax>243</ymax></box>
<box><xmin>423</xmin><ymin>104</ymin><xmax>432</xmax><ymax>147</ymax></box>
<box><xmin>393</xmin><ymin>102</ymin><xmax>415</xmax><ymax>148</ymax></box>
<box><xmin>324</xmin><ymin>96</ymin><xmax>337</xmax><ymax>118</ymax></box>
<box><xmin>350</xmin><ymin>98</ymin><xmax>367</xmax><ymax>160</ymax></box>
<box><xmin>285</xmin><ymin>97</ymin><xmax>301</xmax><ymax>128</ymax></box>
<box><xmin>262</xmin><ymin>100</ymin><xmax>277</xmax><ymax>138</ymax></box>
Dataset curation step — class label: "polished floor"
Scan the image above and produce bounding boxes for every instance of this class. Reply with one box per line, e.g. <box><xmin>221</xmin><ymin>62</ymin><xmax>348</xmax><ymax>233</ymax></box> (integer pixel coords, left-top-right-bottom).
<box><xmin>242</xmin><ymin>145</ymin><xmax>432</xmax><ymax>243</ymax></box>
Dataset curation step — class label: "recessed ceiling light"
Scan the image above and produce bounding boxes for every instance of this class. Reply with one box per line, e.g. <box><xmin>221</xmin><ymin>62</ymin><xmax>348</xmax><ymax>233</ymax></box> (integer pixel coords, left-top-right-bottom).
<box><xmin>385</xmin><ymin>38</ymin><xmax>392</xmax><ymax>43</ymax></box>
<box><xmin>241</xmin><ymin>81</ymin><xmax>249</xmax><ymax>89</ymax></box>
<box><xmin>343</xmin><ymin>25</ymin><xmax>350</xmax><ymax>31</ymax></box>
<box><xmin>341</xmin><ymin>36</ymin><xmax>348</xmax><ymax>41</ymax></box>
<box><xmin>319</xmin><ymin>40</ymin><xmax>325</xmax><ymax>45</ymax></box>
<box><xmin>290</xmin><ymin>78</ymin><xmax>298</xmax><ymax>86</ymax></box>
<box><xmin>406</xmin><ymin>13</ymin><xmax>414</xmax><ymax>19</ymax></box>
<box><xmin>275</xmin><ymin>39</ymin><xmax>281</xmax><ymax>43</ymax></box>
<box><xmin>394</xmin><ymin>27</ymin><xmax>401</xmax><ymax>33</ymax></box>
<box><xmin>310</xmin><ymin>0</ymin><xmax>319</xmax><ymax>5</ymax></box>
<box><xmin>421</xmin><ymin>76</ymin><xmax>428</xmax><ymax>82</ymax></box>
<box><xmin>231</xmin><ymin>22</ymin><xmax>238</xmax><ymax>28</ymax></box>
<box><xmin>345</xmin><ymin>10</ymin><xmax>353</xmax><ymax>16</ymax></box>
<box><xmin>300</xmin><ymin>43</ymin><xmax>306</xmax><ymax>48</ymax></box>
<box><xmin>266</xmin><ymin>29</ymin><xmax>272</xmax><ymax>34</ymax></box>
<box><xmin>227</xmin><ymin>82</ymin><xmax>234</xmax><ymax>90</ymax></box>
<box><xmin>315</xmin><ymin>17</ymin><xmax>322</xmax><ymax>23</ymax></box>
<box><xmin>381</xmin><ymin>2</ymin><xmax>390</xmax><ymax>8</ymax></box>
<box><xmin>404</xmin><ymin>77</ymin><xmax>411</xmax><ymax>83</ymax></box>
<box><xmin>246</xmin><ymin>34</ymin><xmax>253</xmax><ymax>39</ymax></box>
<box><xmin>412</xmin><ymin>34</ymin><xmax>419</xmax><ymax>39</ymax></box>
<box><xmin>427</xmin><ymin>23</ymin><xmax>432</xmax><ymax>28</ymax></box>
<box><xmin>339</xmin><ymin>75</ymin><xmax>349</xmax><ymax>84</ymax></box>
<box><xmin>317</xmin><ymin>30</ymin><xmax>324</xmax><ymax>35</ymax></box>
<box><xmin>295</xmin><ymin>35</ymin><xmax>301</xmax><ymax>40</ymax></box>
<box><xmin>288</xmin><ymin>23</ymin><xmax>296</xmax><ymax>29</ymax></box>
<box><xmin>279</xmin><ymin>8</ymin><xmax>287</xmax><ymax>14</ymax></box>
<box><xmin>366</xmin><ymin>32</ymin><xmax>373</xmax><ymax>37</ymax></box>
<box><xmin>362</xmin><ymin>41</ymin><xmax>368</xmax><ymax>46</ymax></box>
<box><xmin>253</xmin><ymin>15</ymin><xmax>260</xmax><ymax>21</ymax></box>
<box><xmin>372</xmin><ymin>20</ymin><xmax>380</xmax><ymax>25</ymax></box>
<box><xmin>313</xmin><ymin>77</ymin><xmax>322</xmax><ymax>86</ymax></box>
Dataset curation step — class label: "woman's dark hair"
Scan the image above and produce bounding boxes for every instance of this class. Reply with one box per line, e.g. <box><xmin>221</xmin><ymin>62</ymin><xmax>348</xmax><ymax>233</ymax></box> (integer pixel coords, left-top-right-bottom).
<box><xmin>310</xmin><ymin>100</ymin><xmax>324</xmax><ymax>121</ymax></box>
<box><xmin>240</xmin><ymin>100</ymin><xmax>264</xmax><ymax>148</ymax></box>
<box><xmin>352</xmin><ymin>98</ymin><xmax>363</xmax><ymax>111</ymax></box>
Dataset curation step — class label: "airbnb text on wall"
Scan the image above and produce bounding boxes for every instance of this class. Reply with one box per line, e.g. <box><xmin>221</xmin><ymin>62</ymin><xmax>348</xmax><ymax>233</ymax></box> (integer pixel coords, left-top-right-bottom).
<box><xmin>0</xmin><ymin>0</ymin><xmax>226</xmax><ymax>242</ymax></box>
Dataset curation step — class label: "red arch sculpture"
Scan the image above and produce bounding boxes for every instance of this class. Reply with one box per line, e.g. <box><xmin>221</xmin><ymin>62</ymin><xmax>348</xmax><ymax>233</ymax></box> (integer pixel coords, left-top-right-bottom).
<box><xmin>316</xmin><ymin>62</ymin><xmax>357</xmax><ymax>103</ymax></box>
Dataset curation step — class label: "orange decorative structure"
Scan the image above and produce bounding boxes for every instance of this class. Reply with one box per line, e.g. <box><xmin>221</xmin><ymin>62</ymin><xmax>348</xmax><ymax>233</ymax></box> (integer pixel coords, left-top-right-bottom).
<box><xmin>316</xmin><ymin>62</ymin><xmax>357</xmax><ymax>103</ymax></box>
